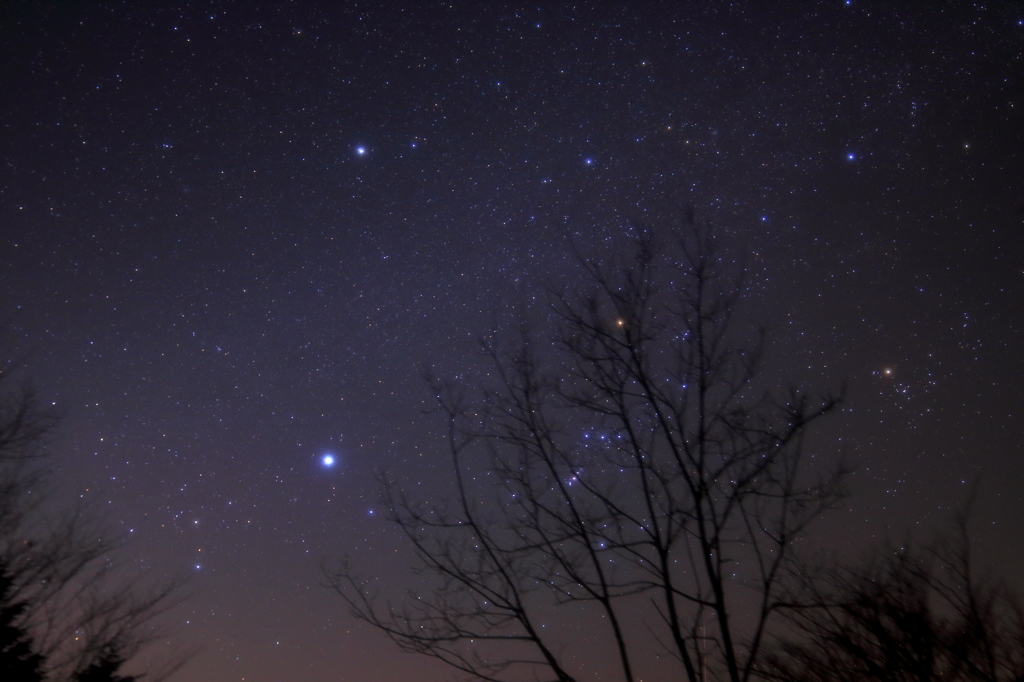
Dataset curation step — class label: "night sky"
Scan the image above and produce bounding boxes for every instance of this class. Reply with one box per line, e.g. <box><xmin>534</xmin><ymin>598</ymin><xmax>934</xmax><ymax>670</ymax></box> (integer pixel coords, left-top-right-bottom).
<box><xmin>2</xmin><ymin>2</ymin><xmax>1023</xmax><ymax>681</ymax></box>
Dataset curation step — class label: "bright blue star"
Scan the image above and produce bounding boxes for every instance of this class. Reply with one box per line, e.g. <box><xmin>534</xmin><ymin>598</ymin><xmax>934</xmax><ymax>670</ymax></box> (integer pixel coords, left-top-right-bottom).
<box><xmin>355</xmin><ymin>146</ymin><xmax>366</xmax><ymax>156</ymax></box>
<box><xmin>847</xmin><ymin>152</ymin><xmax>856</xmax><ymax>161</ymax></box>
<box><xmin>322</xmin><ymin>454</ymin><xmax>336</xmax><ymax>467</ymax></box>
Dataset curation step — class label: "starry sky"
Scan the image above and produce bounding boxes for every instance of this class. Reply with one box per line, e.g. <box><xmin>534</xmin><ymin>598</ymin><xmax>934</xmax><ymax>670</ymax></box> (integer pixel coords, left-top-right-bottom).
<box><xmin>2</xmin><ymin>2</ymin><xmax>1023</xmax><ymax>681</ymax></box>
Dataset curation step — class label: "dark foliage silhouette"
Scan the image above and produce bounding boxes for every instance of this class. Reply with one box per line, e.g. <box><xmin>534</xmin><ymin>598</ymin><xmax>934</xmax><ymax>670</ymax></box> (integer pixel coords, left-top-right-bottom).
<box><xmin>761</xmin><ymin>514</ymin><xmax>1024</xmax><ymax>682</ymax></box>
<box><xmin>0</xmin><ymin>560</ymin><xmax>44</xmax><ymax>681</ymax></box>
<box><xmin>73</xmin><ymin>646</ymin><xmax>136</xmax><ymax>682</ymax></box>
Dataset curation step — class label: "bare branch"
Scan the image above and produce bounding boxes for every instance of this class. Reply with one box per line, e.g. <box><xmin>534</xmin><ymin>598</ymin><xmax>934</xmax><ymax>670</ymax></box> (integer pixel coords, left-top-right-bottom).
<box><xmin>331</xmin><ymin>218</ymin><xmax>846</xmax><ymax>682</ymax></box>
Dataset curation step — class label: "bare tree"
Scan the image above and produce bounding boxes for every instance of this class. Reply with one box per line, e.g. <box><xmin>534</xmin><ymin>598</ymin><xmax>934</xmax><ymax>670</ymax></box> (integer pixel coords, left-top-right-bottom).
<box><xmin>330</xmin><ymin>220</ymin><xmax>847</xmax><ymax>682</ymax></box>
<box><xmin>0</xmin><ymin>351</ymin><xmax>187</xmax><ymax>681</ymax></box>
<box><xmin>759</xmin><ymin>512</ymin><xmax>1024</xmax><ymax>682</ymax></box>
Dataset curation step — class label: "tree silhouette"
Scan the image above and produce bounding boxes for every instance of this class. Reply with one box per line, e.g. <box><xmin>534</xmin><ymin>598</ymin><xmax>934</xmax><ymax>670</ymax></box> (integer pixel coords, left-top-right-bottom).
<box><xmin>0</xmin><ymin>560</ymin><xmax>44</xmax><ymax>682</ymax></box>
<box><xmin>0</xmin><ymin>350</ymin><xmax>187</xmax><ymax>682</ymax></box>
<box><xmin>73</xmin><ymin>646</ymin><xmax>136</xmax><ymax>682</ymax></box>
<box><xmin>330</xmin><ymin>219</ymin><xmax>847</xmax><ymax>682</ymax></box>
<box><xmin>760</xmin><ymin>514</ymin><xmax>1024</xmax><ymax>682</ymax></box>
